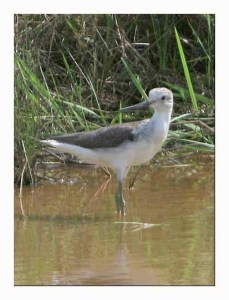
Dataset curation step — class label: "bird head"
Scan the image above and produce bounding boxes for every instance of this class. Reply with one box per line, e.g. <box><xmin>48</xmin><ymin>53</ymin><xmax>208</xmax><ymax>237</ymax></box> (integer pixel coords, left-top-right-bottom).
<box><xmin>119</xmin><ymin>87</ymin><xmax>173</xmax><ymax>113</ymax></box>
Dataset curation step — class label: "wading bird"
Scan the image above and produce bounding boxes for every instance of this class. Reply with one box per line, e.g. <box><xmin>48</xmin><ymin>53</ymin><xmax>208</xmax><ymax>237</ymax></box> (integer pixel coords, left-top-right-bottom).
<box><xmin>42</xmin><ymin>87</ymin><xmax>173</xmax><ymax>215</ymax></box>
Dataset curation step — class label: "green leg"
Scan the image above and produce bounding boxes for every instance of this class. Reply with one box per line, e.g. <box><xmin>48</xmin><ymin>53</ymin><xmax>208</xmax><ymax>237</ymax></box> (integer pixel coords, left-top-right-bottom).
<box><xmin>115</xmin><ymin>180</ymin><xmax>125</xmax><ymax>216</ymax></box>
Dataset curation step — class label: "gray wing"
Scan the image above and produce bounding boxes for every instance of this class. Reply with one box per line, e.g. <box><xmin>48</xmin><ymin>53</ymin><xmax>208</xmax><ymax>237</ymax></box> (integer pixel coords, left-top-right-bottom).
<box><xmin>48</xmin><ymin>121</ymin><xmax>145</xmax><ymax>149</ymax></box>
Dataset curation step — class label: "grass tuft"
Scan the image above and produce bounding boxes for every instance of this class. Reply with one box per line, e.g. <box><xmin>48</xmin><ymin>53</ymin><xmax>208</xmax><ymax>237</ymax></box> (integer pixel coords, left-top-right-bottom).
<box><xmin>14</xmin><ymin>14</ymin><xmax>215</xmax><ymax>185</ymax></box>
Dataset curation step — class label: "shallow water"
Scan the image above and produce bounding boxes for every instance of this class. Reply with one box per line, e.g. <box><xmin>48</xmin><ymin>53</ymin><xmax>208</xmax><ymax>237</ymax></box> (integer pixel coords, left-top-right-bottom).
<box><xmin>14</xmin><ymin>156</ymin><xmax>214</xmax><ymax>285</ymax></box>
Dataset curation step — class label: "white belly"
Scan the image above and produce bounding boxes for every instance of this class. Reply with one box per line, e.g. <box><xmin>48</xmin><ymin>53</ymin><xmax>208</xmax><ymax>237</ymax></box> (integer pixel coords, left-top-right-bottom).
<box><xmin>45</xmin><ymin>136</ymin><xmax>163</xmax><ymax>171</ymax></box>
<box><xmin>97</xmin><ymin>139</ymin><xmax>162</xmax><ymax>167</ymax></box>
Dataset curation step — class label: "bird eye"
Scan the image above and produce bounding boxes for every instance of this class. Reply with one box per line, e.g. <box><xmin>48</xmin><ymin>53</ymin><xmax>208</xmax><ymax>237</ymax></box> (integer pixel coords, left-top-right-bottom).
<box><xmin>161</xmin><ymin>96</ymin><xmax>166</xmax><ymax>100</ymax></box>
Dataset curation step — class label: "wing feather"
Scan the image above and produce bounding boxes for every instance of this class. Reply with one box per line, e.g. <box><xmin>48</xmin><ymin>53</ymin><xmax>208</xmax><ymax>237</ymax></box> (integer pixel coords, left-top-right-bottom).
<box><xmin>48</xmin><ymin>121</ymin><xmax>144</xmax><ymax>149</ymax></box>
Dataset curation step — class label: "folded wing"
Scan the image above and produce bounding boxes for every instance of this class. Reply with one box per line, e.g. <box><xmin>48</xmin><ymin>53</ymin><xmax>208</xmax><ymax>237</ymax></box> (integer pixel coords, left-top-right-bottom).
<box><xmin>47</xmin><ymin>121</ymin><xmax>145</xmax><ymax>149</ymax></box>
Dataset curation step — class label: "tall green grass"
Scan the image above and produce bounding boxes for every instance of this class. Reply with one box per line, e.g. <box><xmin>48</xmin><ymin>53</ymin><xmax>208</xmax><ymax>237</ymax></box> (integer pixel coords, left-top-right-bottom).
<box><xmin>175</xmin><ymin>27</ymin><xmax>198</xmax><ymax>111</ymax></box>
<box><xmin>14</xmin><ymin>14</ymin><xmax>215</xmax><ymax>185</ymax></box>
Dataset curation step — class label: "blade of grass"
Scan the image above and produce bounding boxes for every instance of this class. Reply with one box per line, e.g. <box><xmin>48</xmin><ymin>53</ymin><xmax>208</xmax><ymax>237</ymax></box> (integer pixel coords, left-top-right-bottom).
<box><xmin>178</xmin><ymin>139</ymin><xmax>215</xmax><ymax>151</ymax></box>
<box><xmin>171</xmin><ymin>113</ymin><xmax>192</xmax><ymax>122</ymax></box>
<box><xmin>121</xmin><ymin>58</ymin><xmax>147</xmax><ymax>99</ymax></box>
<box><xmin>56</xmin><ymin>98</ymin><xmax>100</xmax><ymax>118</ymax></box>
<box><xmin>174</xmin><ymin>27</ymin><xmax>198</xmax><ymax>111</ymax></box>
<box><xmin>162</xmin><ymin>81</ymin><xmax>213</xmax><ymax>105</ymax></box>
<box><xmin>188</xmin><ymin>21</ymin><xmax>211</xmax><ymax>61</ymax></box>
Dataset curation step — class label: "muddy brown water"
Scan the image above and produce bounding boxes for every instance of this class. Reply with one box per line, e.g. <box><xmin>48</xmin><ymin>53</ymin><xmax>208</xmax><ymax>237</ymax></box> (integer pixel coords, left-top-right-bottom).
<box><xmin>14</xmin><ymin>156</ymin><xmax>214</xmax><ymax>285</ymax></box>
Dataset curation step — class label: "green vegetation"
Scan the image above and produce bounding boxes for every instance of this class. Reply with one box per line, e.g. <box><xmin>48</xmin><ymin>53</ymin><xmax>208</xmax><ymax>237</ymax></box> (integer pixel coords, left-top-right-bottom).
<box><xmin>14</xmin><ymin>14</ymin><xmax>215</xmax><ymax>185</ymax></box>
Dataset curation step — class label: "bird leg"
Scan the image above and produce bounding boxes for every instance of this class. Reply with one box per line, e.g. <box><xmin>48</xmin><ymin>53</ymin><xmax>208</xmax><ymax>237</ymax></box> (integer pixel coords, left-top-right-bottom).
<box><xmin>129</xmin><ymin>165</ymin><xmax>142</xmax><ymax>189</ymax></box>
<box><xmin>115</xmin><ymin>180</ymin><xmax>125</xmax><ymax>216</ymax></box>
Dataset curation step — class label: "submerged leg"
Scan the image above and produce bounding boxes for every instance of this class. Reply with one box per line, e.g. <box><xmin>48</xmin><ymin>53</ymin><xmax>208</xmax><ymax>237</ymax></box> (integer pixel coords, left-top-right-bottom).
<box><xmin>115</xmin><ymin>180</ymin><xmax>125</xmax><ymax>216</ymax></box>
<box><xmin>115</xmin><ymin>166</ymin><xmax>130</xmax><ymax>215</ymax></box>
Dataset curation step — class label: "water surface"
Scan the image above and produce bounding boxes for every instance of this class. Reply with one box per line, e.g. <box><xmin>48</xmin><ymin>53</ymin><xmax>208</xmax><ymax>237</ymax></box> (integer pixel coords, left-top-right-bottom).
<box><xmin>15</xmin><ymin>156</ymin><xmax>214</xmax><ymax>285</ymax></box>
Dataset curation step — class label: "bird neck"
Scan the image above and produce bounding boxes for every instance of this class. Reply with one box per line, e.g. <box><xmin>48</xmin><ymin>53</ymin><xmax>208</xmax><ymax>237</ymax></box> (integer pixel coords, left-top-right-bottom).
<box><xmin>143</xmin><ymin>109</ymin><xmax>171</xmax><ymax>145</ymax></box>
<box><xmin>151</xmin><ymin>108</ymin><xmax>172</xmax><ymax>127</ymax></box>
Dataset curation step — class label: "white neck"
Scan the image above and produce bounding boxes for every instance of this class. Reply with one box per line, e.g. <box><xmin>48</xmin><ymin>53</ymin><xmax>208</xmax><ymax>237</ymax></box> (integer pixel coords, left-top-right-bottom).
<box><xmin>151</xmin><ymin>108</ymin><xmax>172</xmax><ymax>126</ymax></box>
<box><xmin>146</xmin><ymin>108</ymin><xmax>172</xmax><ymax>143</ymax></box>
